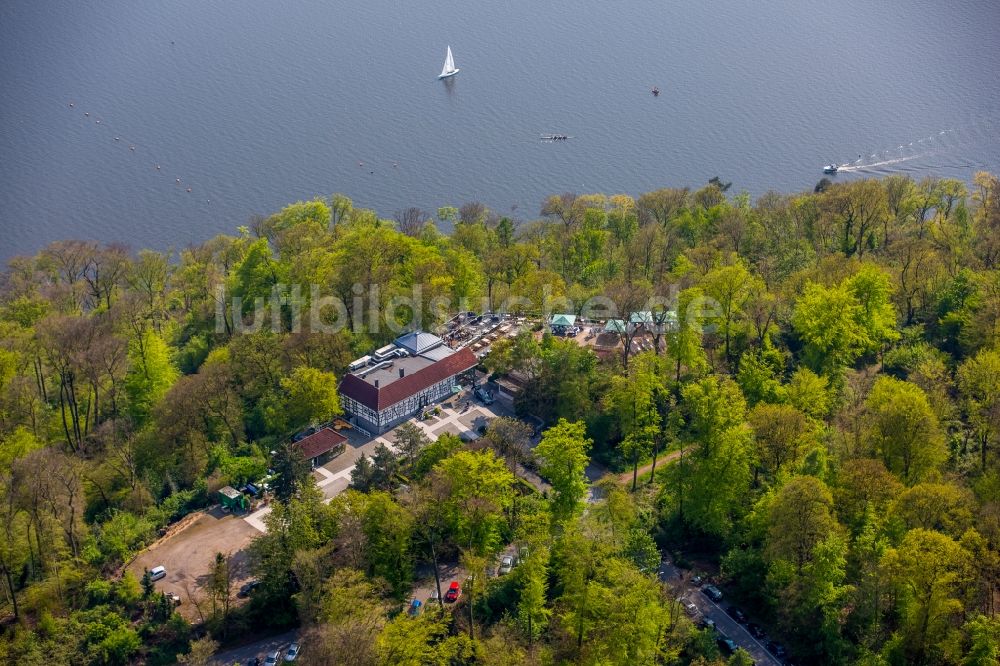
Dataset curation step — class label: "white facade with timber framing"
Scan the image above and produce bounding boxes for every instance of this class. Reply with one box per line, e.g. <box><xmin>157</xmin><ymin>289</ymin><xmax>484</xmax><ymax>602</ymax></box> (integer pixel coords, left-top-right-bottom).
<box><xmin>339</xmin><ymin>332</ymin><xmax>478</xmax><ymax>433</ymax></box>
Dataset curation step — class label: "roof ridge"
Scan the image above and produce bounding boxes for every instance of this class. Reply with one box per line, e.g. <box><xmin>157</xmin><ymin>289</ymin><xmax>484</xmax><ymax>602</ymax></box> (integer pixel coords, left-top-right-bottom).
<box><xmin>340</xmin><ymin>347</ymin><xmax>478</xmax><ymax>412</ymax></box>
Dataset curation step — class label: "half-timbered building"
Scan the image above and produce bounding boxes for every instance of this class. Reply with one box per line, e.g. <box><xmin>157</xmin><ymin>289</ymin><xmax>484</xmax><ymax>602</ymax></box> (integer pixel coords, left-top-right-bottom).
<box><xmin>339</xmin><ymin>332</ymin><xmax>478</xmax><ymax>434</ymax></box>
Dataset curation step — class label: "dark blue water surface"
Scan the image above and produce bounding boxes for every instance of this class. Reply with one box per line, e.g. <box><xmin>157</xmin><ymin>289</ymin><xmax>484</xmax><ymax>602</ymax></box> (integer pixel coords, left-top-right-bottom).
<box><xmin>1</xmin><ymin>0</ymin><xmax>999</xmax><ymax>261</ymax></box>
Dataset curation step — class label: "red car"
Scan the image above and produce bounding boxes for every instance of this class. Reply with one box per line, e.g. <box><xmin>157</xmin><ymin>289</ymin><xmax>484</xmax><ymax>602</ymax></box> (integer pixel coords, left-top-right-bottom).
<box><xmin>444</xmin><ymin>581</ymin><xmax>461</xmax><ymax>602</ymax></box>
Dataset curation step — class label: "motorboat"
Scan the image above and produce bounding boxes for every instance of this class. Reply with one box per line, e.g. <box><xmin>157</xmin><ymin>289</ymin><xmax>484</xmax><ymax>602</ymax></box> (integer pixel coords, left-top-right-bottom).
<box><xmin>823</xmin><ymin>164</ymin><xmax>839</xmax><ymax>174</ymax></box>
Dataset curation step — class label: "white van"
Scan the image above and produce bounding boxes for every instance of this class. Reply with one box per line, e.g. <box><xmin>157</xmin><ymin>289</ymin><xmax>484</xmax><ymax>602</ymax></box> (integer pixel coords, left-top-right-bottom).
<box><xmin>149</xmin><ymin>565</ymin><xmax>166</xmax><ymax>581</ymax></box>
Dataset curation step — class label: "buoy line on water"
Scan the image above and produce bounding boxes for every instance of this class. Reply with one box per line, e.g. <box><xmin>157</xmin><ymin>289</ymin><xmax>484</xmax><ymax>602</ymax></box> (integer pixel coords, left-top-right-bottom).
<box><xmin>67</xmin><ymin>100</ymin><xmax>212</xmax><ymax>204</ymax></box>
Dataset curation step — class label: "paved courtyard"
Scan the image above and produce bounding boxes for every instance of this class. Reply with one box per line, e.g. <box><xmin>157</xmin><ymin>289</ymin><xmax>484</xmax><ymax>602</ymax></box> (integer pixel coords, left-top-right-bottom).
<box><xmin>242</xmin><ymin>382</ymin><xmax>510</xmax><ymax>533</ymax></box>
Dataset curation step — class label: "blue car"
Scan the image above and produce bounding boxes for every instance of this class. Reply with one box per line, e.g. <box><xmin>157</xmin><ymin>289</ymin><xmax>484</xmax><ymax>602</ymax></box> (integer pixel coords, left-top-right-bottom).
<box><xmin>717</xmin><ymin>636</ymin><xmax>737</xmax><ymax>655</ymax></box>
<box><xmin>701</xmin><ymin>584</ymin><xmax>723</xmax><ymax>602</ymax></box>
<box><xmin>408</xmin><ymin>599</ymin><xmax>422</xmax><ymax>616</ymax></box>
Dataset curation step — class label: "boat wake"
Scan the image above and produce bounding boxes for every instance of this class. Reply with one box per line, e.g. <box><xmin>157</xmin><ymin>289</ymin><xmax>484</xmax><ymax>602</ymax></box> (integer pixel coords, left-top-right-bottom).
<box><xmin>836</xmin><ymin>153</ymin><xmax>924</xmax><ymax>172</ymax></box>
<box><xmin>824</xmin><ymin>109</ymin><xmax>1000</xmax><ymax>176</ymax></box>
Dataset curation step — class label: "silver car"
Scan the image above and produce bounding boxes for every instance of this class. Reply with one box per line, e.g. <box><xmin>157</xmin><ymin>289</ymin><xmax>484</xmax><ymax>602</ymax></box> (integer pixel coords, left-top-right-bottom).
<box><xmin>284</xmin><ymin>643</ymin><xmax>300</xmax><ymax>662</ymax></box>
<box><xmin>677</xmin><ymin>597</ymin><xmax>698</xmax><ymax>617</ymax></box>
<box><xmin>498</xmin><ymin>555</ymin><xmax>514</xmax><ymax>575</ymax></box>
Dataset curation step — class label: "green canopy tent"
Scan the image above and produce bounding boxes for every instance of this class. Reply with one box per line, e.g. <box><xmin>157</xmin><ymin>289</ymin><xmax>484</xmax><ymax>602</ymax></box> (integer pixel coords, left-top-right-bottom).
<box><xmin>549</xmin><ymin>313</ymin><xmax>578</xmax><ymax>336</ymax></box>
<box><xmin>604</xmin><ymin>319</ymin><xmax>626</xmax><ymax>334</ymax></box>
<box><xmin>655</xmin><ymin>310</ymin><xmax>679</xmax><ymax>331</ymax></box>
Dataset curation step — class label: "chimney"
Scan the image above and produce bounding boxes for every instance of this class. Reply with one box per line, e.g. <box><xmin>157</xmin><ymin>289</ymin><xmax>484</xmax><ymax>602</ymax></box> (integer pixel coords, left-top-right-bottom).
<box><xmin>374</xmin><ymin>379</ymin><xmax>379</xmax><ymax>389</ymax></box>
<box><xmin>399</xmin><ymin>368</ymin><xmax>405</xmax><ymax>378</ymax></box>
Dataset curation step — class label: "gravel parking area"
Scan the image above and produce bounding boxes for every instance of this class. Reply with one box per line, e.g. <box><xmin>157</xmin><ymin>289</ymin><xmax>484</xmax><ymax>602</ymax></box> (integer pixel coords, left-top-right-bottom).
<box><xmin>128</xmin><ymin>507</ymin><xmax>258</xmax><ymax>620</ymax></box>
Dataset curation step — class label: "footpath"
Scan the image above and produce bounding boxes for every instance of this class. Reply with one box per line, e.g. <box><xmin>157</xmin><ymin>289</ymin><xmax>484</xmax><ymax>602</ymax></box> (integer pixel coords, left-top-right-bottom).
<box><xmin>616</xmin><ymin>449</ymin><xmax>684</xmax><ymax>485</ymax></box>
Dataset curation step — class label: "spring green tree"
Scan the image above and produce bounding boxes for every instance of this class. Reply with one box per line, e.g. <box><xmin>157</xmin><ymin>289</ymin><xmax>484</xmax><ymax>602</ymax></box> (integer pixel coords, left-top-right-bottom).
<box><xmin>516</xmin><ymin>548</ymin><xmax>551</xmax><ymax>644</ymax></box>
<box><xmin>881</xmin><ymin>529</ymin><xmax>970</xmax><ymax>664</ymax></box>
<box><xmin>957</xmin><ymin>348</ymin><xmax>1000</xmax><ymax>471</ymax></box>
<box><xmin>278</xmin><ymin>366</ymin><xmax>342</xmax><ymax>433</ymax></box>
<box><xmin>434</xmin><ymin>450</ymin><xmax>514</xmax><ymax>555</ymax></box>
<box><xmin>864</xmin><ymin>376</ymin><xmax>946</xmax><ymax>484</ymax></box>
<box><xmin>124</xmin><ymin>329</ymin><xmax>177</xmax><ymax>423</ymax></box>
<box><xmin>766</xmin><ymin>476</ymin><xmax>840</xmax><ymax>573</ymax></box>
<box><xmin>673</xmin><ymin>376</ymin><xmax>753</xmax><ymax>536</ymax></box>
<box><xmin>792</xmin><ymin>268</ymin><xmax>898</xmax><ymax>378</ymax></box>
<box><xmin>534</xmin><ymin>419</ymin><xmax>592</xmax><ymax>524</ymax></box>
<box><xmin>701</xmin><ymin>260</ymin><xmax>763</xmax><ymax>364</ymax></box>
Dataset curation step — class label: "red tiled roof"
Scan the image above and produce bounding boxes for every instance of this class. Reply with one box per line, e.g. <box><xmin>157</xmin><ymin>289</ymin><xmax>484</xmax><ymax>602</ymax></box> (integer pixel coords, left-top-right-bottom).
<box><xmin>340</xmin><ymin>347</ymin><xmax>478</xmax><ymax>412</ymax></box>
<box><xmin>293</xmin><ymin>428</ymin><xmax>348</xmax><ymax>461</ymax></box>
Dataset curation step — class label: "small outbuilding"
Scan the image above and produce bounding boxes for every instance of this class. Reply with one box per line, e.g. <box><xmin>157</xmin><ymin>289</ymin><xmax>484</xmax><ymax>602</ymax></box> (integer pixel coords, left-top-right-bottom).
<box><xmin>219</xmin><ymin>486</ymin><xmax>249</xmax><ymax>512</ymax></box>
<box><xmin>293</xmin><ymin>427</ymin><xmax>349</xmax><ymax>468</ymax></box>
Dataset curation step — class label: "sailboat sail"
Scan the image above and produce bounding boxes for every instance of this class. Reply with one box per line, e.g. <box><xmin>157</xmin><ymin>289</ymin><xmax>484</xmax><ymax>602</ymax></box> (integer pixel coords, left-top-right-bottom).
<box><xmin>439</xmin><ymin>46</ymin><xmax>459</xmax><ymax>78</ymax></box>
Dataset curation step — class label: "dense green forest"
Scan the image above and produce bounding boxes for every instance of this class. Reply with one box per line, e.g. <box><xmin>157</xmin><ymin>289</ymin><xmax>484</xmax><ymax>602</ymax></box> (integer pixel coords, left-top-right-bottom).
<box><xmin>2</xmin><ymin>171</ymin><xmax>1000</xmax><ymax>665</ymax></box>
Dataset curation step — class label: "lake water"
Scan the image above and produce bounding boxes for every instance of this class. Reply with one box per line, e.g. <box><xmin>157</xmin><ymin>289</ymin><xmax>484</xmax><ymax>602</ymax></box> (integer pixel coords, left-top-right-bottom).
<box><xmin>2</xmin><ymin>0</ymin><xmax>999</xmax><ymax>261</ymax></box>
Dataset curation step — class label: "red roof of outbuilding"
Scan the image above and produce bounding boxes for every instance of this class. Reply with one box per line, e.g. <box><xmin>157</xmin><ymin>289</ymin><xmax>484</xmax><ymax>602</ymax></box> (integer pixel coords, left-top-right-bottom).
<box><xmin>340</xmin><ymin>347</ymin><xmax>478</xmax><ymax>412</ymax></box>
<box><xmin>293</xmin><ymin>428</ymin><xmax>348</xmax><ymax>461</ymax></box>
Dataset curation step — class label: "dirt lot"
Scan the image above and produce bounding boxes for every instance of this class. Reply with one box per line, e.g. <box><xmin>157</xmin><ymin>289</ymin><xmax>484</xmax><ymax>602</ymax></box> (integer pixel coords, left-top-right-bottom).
<box><xmin>128</xmin><ymin>506</ymin><xmax>259</xmax><ymax>620</ymax></box>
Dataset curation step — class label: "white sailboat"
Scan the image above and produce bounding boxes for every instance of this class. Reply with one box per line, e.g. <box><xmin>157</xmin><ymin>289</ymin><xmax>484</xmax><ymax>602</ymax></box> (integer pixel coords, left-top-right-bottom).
<box><xmin>438</xmin><ymin>45</ymin><xmax>459</xmax><ymax>79</ymax></box>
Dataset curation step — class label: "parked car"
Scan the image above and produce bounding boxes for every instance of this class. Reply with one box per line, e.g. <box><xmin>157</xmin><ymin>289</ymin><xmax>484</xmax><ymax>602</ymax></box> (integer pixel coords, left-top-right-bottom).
<box><xmin>238</xmin><ymin>581</ymin><xmax>260</xmax><ymax>598</ymax></box>
<box><xmin>283</xmin><ymin>643</ymin><xmax>300</xmax><ymax>662</ymax></box>
<box><xmin>408</xmin><ymin>599</ymin><xmax>423</xmax><ymax>616</ymax></box>
<box><xmin>247</xmin><ymin>658</ymin><xmax>261</xmax><ymax>666</ymax></box>
<box><xmin>444</xmin><ymin>581</ymin><xmax>461</xmax><ymax>602</ymax></box>
<box><xmin>149</xmin><ymin>565</ymin><xmax>166</xmax><ymax>582</ymax></box>
<box><xmin>474</xmin><ymin>387</ymin><xmax>495</xmax><ymax>405</ymax></box>
<box><xmin>701</xmin><ymin>584</ymin><xmax>723</xmax><ymax>602</ymax></box>
<box><xmin>717</xmin><ymin>636</ymin><xmax>738</xmax><ymax>655</ymax></box>
<box><xmin>747</xmin><ymin>622</ymin><xmax>766</xmax><ymax>639</ymax></box>
<box><xmin>727</xmin><ymin>606</ymin><xmax>748</xmax><ymax>624</ymax></box>
<box><xmin>263</xmin><ymin>651</ymin><xmax>281</xmax><ymax>666</ymax></box>
<box><xmin>699</xmin><ymin>618</ymin><xmax>716</xmax><ymax>632</ymax></box>
<box><xmin>498</xmin><ymin>555</ymin><xmax>514</xmax><ymax>575</ymax></box>
<box><xmin>690</xmin><ymin>574</ymin><xmax>704</xmax><ymax>586</ymax></box>
<box><xmin>677</xmin><ymin>597</ymin><xmax>698</xmax><ymax>617</ymax></box>
<box><xmin>766</xmin><ymin>641</ymin><xmax>787</xmax><ymax>658</ymax></box>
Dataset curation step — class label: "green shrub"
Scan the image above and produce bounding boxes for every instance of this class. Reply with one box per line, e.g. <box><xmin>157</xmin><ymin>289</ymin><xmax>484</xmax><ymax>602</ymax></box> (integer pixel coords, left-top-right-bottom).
<box><xmin>93</xmin><ymin>511</ymin><xmax>157</xmax><ymax>566</ymax></box>
<box><xmin>149</xmin><ymin>481</ymin><xmax>210</xmax><ymax>527</ymax></box>
<box><xmin>86</xmin><ymin>579</ymin><xmax>113</xmax><ymax>606</ymax></box>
